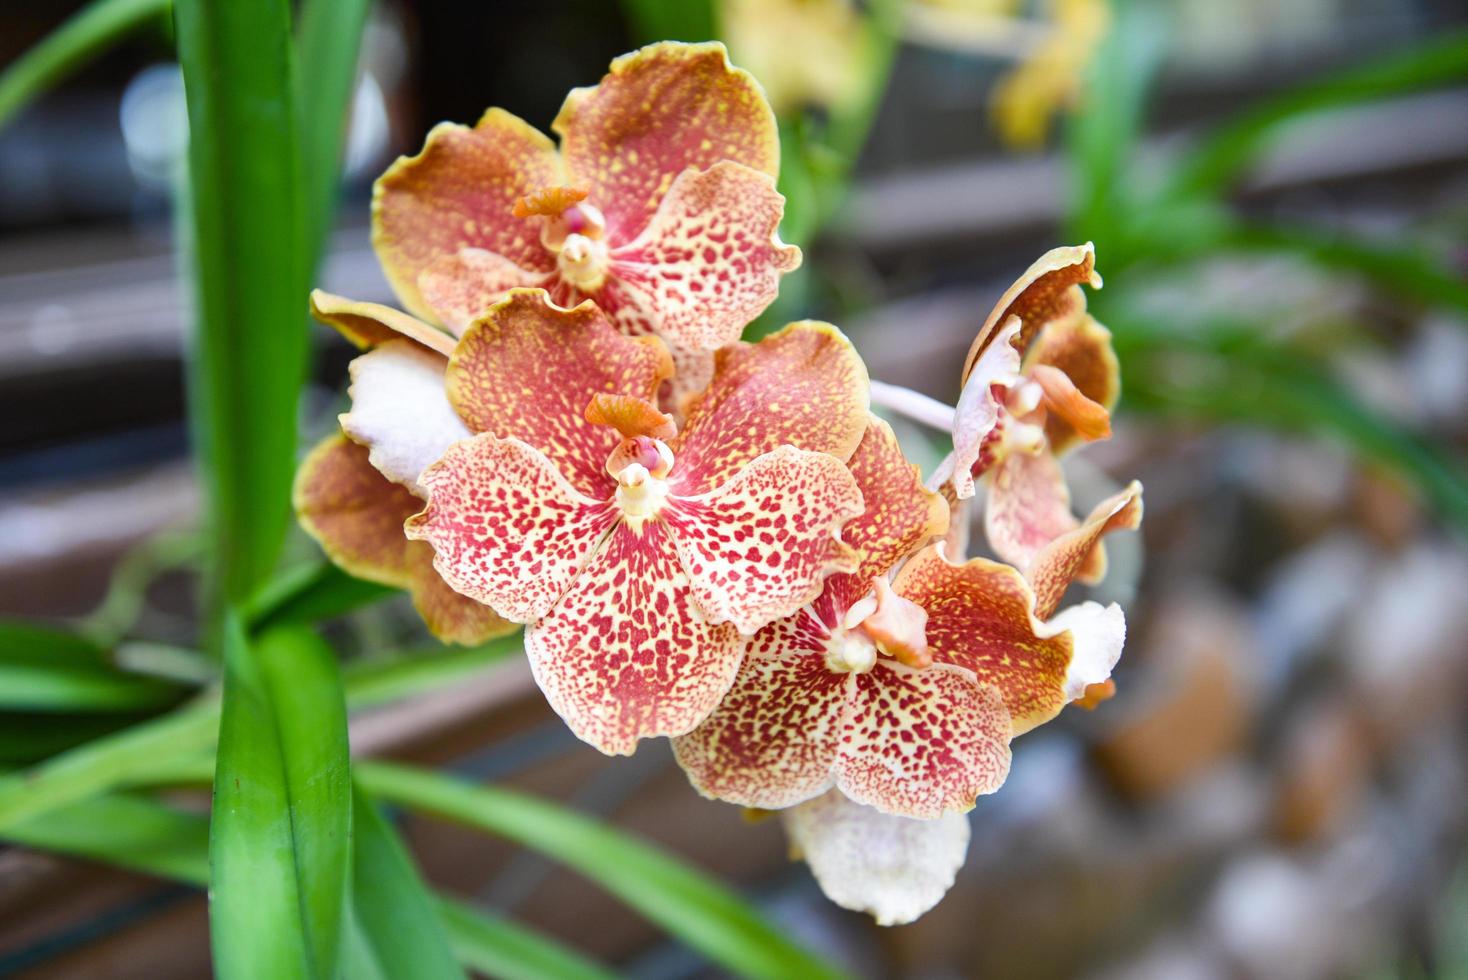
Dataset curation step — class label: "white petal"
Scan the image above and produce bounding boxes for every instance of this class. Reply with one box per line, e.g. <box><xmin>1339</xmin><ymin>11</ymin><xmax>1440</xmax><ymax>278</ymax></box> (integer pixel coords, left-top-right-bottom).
<box><xmin>951</xmin><ymin>317</ymin><xmax>1021</xmax><ymax>499</ymax></box>
<box><xmin>1041</xmin><ymin>600</ymin><xmax>1126</xmax><ymax>701</ymax></box>
<box><xmin>340</xmin><ymin>340</ymin><xmax>471</xmax><ymax>496</ymax></box>
<box><xmin>782</xmin><ymin>789</ymin><xmax>970</xmax><ymax>926</ymax></box>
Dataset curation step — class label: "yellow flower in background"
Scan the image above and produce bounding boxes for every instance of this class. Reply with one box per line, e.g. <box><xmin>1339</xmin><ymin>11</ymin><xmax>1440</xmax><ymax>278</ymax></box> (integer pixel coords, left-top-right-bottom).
<box><xmin>990</xmin><ymin>0</ymin><xmax>1109</xmax><ymax>147</ymax></box>
<box><xmin>718</xmin><ymin>0</ymin><xmax>871</xmax><ymax>115</ymax></box>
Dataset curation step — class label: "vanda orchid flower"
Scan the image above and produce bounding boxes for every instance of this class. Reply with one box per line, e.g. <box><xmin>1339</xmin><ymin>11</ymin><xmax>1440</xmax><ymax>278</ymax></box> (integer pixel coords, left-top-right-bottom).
<box><xmin>378</xmin><ymin>288</ymin><xmax>872</xmax><ymax>756</ymax></box>
<box><xmin>374</xmin><ymin>40</ymin><xmax>799</xmax><ymax>412</ymax></box>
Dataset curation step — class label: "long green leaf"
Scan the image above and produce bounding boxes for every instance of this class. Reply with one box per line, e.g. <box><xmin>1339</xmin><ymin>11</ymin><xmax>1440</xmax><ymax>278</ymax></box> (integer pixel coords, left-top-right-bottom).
<box><xmin>3</xmin><ymin>791</ymin><xmax>617</xmax><ymax>980</ymax></box>
<box><xmin>175</xmin><ymin>0</ymin><xmax>307</xmax><ymax>603</ymax></box>
<box><xmin>0</xmin><ymin>0</ymin><xmax>170</xmax><ymax>131</ymax></box>
<box><xmin>351</xmin><ymin>783</ymin><xmax>465</xmax><ymax>980</ymax></box>
<box><xmin>357</xmin><ymin>761</ymin><xmax>846</xmax><ymax>980</ymax></box>
<box><xmin>210</xmin><ymin>618</ymin><xmax>351</xmax><ymax>980</ymax></box>
<box><xmin>247</xmin><ymin>561</ymin><xmax>394</xmax><ymax>631</ymax></box>
<box><xmin>1165</xmin><ymin>31</ymin><xmax>1468</xmax><ymax>202</ymax></box>
<box><xmin>0</xmin><ymin>621</ymin><xmax>186</xmax><ymax>712</ymax></box>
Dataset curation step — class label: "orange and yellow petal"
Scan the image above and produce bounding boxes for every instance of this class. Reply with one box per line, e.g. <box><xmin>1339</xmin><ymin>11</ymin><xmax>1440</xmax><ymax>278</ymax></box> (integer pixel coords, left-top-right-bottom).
<box><xmin>446</xmin><ymin>290</ymin><xmax>672</xmax><ymax>497</ymax></box>
<box><xmin>373</xmin><ymin>108</ymin><xmax>564</xmax><ymax>321</ymax></box>
<box><xmin>1028</xmin><ymin>480</ymin><xmax>1143</xmax><ymax>620</ymax></box>
<box><xmin>672</xmin><ymin>611</ymin><xmax>849</xmax><ymax>809</ymax></box>
<box><xmin>404</xmin><ymin>434</ymin><xmax>619</xmax><ymax>623</ymax></box>
<box><xmin>672</xmin><ymin>321</ymin><xmax>869</xmax><ymax>495</ymax></box>
<box><xmin>293</xmin><ymin>435</ymin><xmax>514</xmax><ymax>645</ymax></box>
<box><xmin>835</xmin><ymin>661</ymin><xmax>1011</xmax><ymax>819</ymax></box>
<box><xmin>606</xmin><ymin>161</ymin><xmax>800</xmax><ymax>352</ymax></box>
<box><xmin>417</xmin><ymin>248</ymin><xmax>549</xmax><ymax>334</ymax></box>
<box><xmin>339</xmin><ymin>341</ymin><xmax>471</xmax><ymax>495</ymax></box>
<box><xmin>782</xmin><ymin>789</ymin><xmax>971</xmax><ymax>927</ymax></box>
<box><xmin>665</xmin><ymin>445</ymin><xmax>863</xmax><ymax>635</ymax></box>
<box><xmin>951</xmin><ymin>317</ymin><xmax>1022</xmax><ymax>500</ymax></box>
<box><xmin>893</xmin><ymin>544</ymin><xmax>1124</xmax><ymax>734</ymax></box>
<box><xmin>309</xmin><ymin>289</ymin><xmax>456</xmax><ymax>357</ymax></box>
<box><xmin>983</xmin><ymin>448</ymin><xmax>1077</xmax><ymax>572</ymax></box>
<box><xmin>1024</xmin><ymin>312</ymin><xmax>1120</xmax><ymax>454</ymax></box>
<box><xmin>553</xmin><ymin>41</ymin><xmax>779</xmax><ymax>242</ymax></box>
<box><xmin>526</xmin><ymin>520</ymin><xmax>745</xmax><ymax>755</ymax></box>
<box><xmin>961</xmin><ymin>243</ymin><xmax>1100</xmax><ymax>383</ymax></box>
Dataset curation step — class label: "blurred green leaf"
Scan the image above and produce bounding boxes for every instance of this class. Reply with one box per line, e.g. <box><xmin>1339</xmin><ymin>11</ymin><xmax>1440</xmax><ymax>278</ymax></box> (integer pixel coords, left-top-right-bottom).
<box><xmin>436</xmin><ymin>897</ymin><xmax>618</xmax><ymax>980</ymax></box>
<box><xmin>619</xmin><ymin>0</ymin><xmax>716</xmax><ymax>43</ymax></box>
<box><xmin>175</xmin><ymin>0</ymin><xmax>306</xmax><ymax>603</ymax></box>
<box><xmin>295</xmin><ymin>0</ymin><xmax>371</xmax><ymax>268</ymax></box>
<box><xmin>0</xmin><ymin>0</ymin><xmax>170</xmax><ymax>132</ymax></box>
<box><xmin>1165</xmin><ymin>30</ymin><xmax>1468</xmax><ymax>203</ymax></box>
<box><xmin>351</xmin><ymin>784</ymin><xmax>466</xmax><ymax>980</ymax></box>
<box><xmin>0</xmin><ymin>711</ymin><xmax>156</xmax><ymax>767</ymax></box>
<box><xmin>0</xmin><ymin>621</ymin><xmax>188</xmax><ymax>712</ymax></box>
<box><xmin>247</xmin><ymin>561</ymin><xmax>394</xmax><ymax>631</ymax></box>
<box><xmin>211</xmin><ymin>617</ymin><xmax>351</xmax><ymax>980</ymax></box>
<box><xmin>357</xmin><ymin>761</ymin><xmax>847</xmax><ymax>980</ymax></box>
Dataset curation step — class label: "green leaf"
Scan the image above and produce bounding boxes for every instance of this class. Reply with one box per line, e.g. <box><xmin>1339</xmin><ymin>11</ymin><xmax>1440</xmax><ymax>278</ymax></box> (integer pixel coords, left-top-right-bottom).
<box><xmin>1166</xmin><ymin>31</ymin><xmax>1468</xmax><ymax>203</ymax></box>
<box><xmin>0</xmin><ymin>0</ymin><xmax>170</xmax><ymax>132</ymax></box>
<box><xmin>0</xmin><ymin>621</ymin><xmax>187</xmax><ymax>713</ymax></box>
<box><xmin>350</xmin><ymin>784</ymin><xmax>466</xmax><ymax>980</ymax></box>
<box><xmin>247</xmin><ymin>561</ymin><xmax>395</xmax><ymax>631</ymax></box>
<box><xmin>210</xmin><ymin>617</ymin><xmax>352</xmax><ymax>980</ymax></box>
<box><xmin>357</xmin><ymin>761</ymin><xmax>846</xmax><ymax>980</ymax></box>
<box><xmin>294</xmin><ymin>0</ymin><xmax>371</xmax><ymax>269</ymax></box>
<box><xmin>436</xmin><ymin>898</ymin><xmax>618</xmax><ymax>980</ymax></box>
<box><xmin>175</xmin><ymin>0</ymin><xmax>307</xmax><ymax>603</ymax></box>
<box><xmin>0</xmin><ymin>712</ymin><xmax>154</xmax><ymax>767</ymax></box>
<box><xmin>619</xmin><ymin>0</ymin><xmax>716</xmax><ymax>43</ymax></box>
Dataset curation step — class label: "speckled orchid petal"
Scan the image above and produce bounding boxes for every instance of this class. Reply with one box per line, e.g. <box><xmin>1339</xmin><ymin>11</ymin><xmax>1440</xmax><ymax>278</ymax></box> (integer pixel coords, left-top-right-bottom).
<box><xmin>1028</xmin><ymin>481</ymin><xmax>1143</xmax><ymax>620</ymax></box>
<box><xmin>1024</xmin><ymin>312</ymin><xmax>1120</xmax><ymax>454</ymax></box>
<box><xmin>340</xmin><ymin>341</ymin><xmax>471</xmax><ymax>495</ymax></box>
<box><xmin>446</xmin><ymin>290</ymin><xmax>672</xmax><ymax>497</ymax></box>
<box><xmin>673</xmin><ymin>611</ymin><xmax>1011</xmax><ymax>818</ymax></box>
<box><xmin>373</xmin><ymin>109</ymin><xmax>564</xmax><ymax>321</ymax></box>
<box><xmin>672</xmin><ymin>321</ymin><xmax>869</xmax><ymax>495</ymax></box>
<box><xmin>553</xmin><ymin>41</ymin><xmax>779</xmax><ymax>243</ymax></box>
<box><xmin>951</xmin><ymin>317</ymin><xmax>1022</xmax><ymax>500</ymax></box>
<box><xmin>526</xmin><ymin>520</ymin><xmax>744</xmax><ymax>755</ymax></box>
<box><xmin>983</xmin><ymin>448</ymin><xmax>1077</xmax><ymax>573</ymax></box>
<box><xmin>404</xmin><ymin>434</ymin><xmax>619</xmax><ymax>623</ymax></box>
<box><xmin>664</xmin><ymin>445</ymin><xmax>864</xmax><ymax>635</ymax></box>
<box><xmin>783</xmin><ymin>789</ymin><xmax>971</xmax><ymax>927</ymax></box>
<box><xmin>606</xmin><ymin>162</ymin><xmax>800</xmax><ymax>351</ymax></box>
<box><xmin>672</xmin><ymin>611</ymin><xmax>849</xmax><ymax>809</ymax></box>
<box><xmin>309</xmin><ymin>289</ymin><xmax>456</xmax><ymax>357</ymax></box>
<box><xmin>417</xmin><ymin>248</ymin><xmax>548</xmax><ymax>334</ymax></box>
<box><xmin>294</xmin><ymin>435</ymin><xmax>514</xmax><ymax>644</ymax></box>
<box><xmin>893</xmin><ymin>543</ymin><xmax>1125</xmax><ymax>734</ymax></box>
<box><xmin>961</xmin><ymin>243</ymin><xmax>1100</xmax><ymax>382</ymax></box>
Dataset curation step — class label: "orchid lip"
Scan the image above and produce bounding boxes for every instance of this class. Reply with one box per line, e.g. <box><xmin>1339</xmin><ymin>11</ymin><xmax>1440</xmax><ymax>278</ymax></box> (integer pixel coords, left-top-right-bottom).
<box><xmin>557</xmin><ymin>233</ymin><xmax>611</xmax><ymax>290</ymax></box>
<box><xmin>824</xmin><ymin>628</ymin><xmax>878</xmax><ymax>675</ymax></box>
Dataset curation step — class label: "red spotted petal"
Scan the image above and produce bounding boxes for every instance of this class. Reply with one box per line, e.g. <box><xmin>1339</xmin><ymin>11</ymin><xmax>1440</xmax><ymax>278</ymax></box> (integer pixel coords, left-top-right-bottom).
<box><xmin>782</xmin><ymin>790</ymin><xmax>971</xmax><ymax>927</ymax></box>
<box><xmin>894</xmin><ymin>544</ymin><xmax>1124</xmax><ymax>734</ymax></box>
<box><xmin>1028</xmin><ymin>481</ymin><xmax>1143</xmax><ymax>620</ymax></box>
<box><xmin>340</xmin><ymin>341</ymin><xmax>471</xmax><ymax>495</ymax></box>
<box><xmin>446</xmin><ymin>290</ymin><xmax>672</xmax><ymax>497</ymax></box>
<box><xmin>606</xmin><ymin>161</ymin><xmax>800</xmax><ymax>352</ymax></box>
<box><xmin>526</xmin><ymin>520</ymin><xmax>745</xmax><ymax>755</ymax></box>
<box><xmin>294</xmin><ymin>435</ymin><xmax>515</xmax><ymax>645</ymax></box>
<box><xmin>404</xmin><ymin>434</ymin><xmax>618</xmax><ymax>623</ymax></box>
<box><xmin>672</xmin><ymin>321</ymin><xmax>869</xmax><ymax>494</ymax></box>
<box><xmin>1023</xmin><ymin>312</ymin><xmax>1120</xmax><ymax>454</ymax></box>
<box><xmin>961</xmin><ymin>243</ymin><xmax>1100</xmax><ymax>382</ymax></box>
<box><xmin>664</xmin><ymin>445</ymin><xmax>864</xmax><ymax>635</ymax></box>
<box><xmin>417</xmin><ymin>248</ymin><xmax>548</xmax><ymax>334</ymax></box>
<box><xmin>374</xmin><ymin>109</ymin><xmax>563</xmax><ymax>321</ymax></box>
<box><xmin>984</xmin><ymin>448</ymin><xmax>1077</xmax><ymax>573</ymax></box>
<box><xmin>672</xmin><ymin>610</ymin><xmax>849</xmax><ymax>809</ymax></box>
<box><xmin>554</xmin><ymin>41</ymin><xmax>779</xmax><ymax>242</ymax></box>
<box><xmin>309</xmin><ymin>290</ymin><xmax>456</xmax><ymax>357</ymax></box>
<box><xmin>836</xmin><ymin>661</ymin><xmax>1011</xmax><ymax>818</ymax></box>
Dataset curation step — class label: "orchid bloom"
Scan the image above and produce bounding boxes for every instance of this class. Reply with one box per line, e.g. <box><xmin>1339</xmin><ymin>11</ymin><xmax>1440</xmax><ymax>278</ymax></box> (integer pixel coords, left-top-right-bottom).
<box><xmin>673</xmin><ymin>413</ymin><xmax>1126</xmax><ymax>817</ymax></box>
<box><xmin>373</xmin><ymin>41</ymin><xmax>800</xmax><ymax>412</ymax></box>
<box><xmin>381</xmin><ymin>288</ymin><xmax>872</xmax><ymax>755</ymax></box>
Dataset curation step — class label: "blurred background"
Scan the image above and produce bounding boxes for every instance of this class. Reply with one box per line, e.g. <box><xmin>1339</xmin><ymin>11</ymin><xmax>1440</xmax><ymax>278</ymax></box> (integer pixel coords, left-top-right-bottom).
<box><xmin>2</xmin><ymin>0</ymin><xmax>1468</xmax><ymax>977</ymax></box>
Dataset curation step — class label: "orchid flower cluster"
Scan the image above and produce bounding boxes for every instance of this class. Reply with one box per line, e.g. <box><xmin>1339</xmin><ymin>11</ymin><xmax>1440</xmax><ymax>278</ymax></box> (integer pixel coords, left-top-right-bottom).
<box><xmin>294</xmin><ymin>42</ymin><xmax>1143</xmax><ymax>926</ymax></box>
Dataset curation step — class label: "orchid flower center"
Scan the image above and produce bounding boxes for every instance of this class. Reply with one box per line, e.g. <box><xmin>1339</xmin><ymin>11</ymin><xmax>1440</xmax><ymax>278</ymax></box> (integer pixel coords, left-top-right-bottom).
<box><xmin>584</xmin><ymin>393</ymin><xmax>678</xmax><ymax>527</ymax></box>
<box><xmin>838</xmin><ymin>577</ymin><xmax>933</xmax><ymax>670</ymax></box>
<box><xmin>823</xmin><ymin>628</ymin><xmax>878</xmax><ymax>674</ymax></box>
<box><xmin>514</xmin><ymin>185</ymin><xmax>611</xmax><ymax>292</ymax></box>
